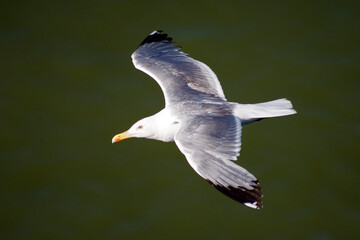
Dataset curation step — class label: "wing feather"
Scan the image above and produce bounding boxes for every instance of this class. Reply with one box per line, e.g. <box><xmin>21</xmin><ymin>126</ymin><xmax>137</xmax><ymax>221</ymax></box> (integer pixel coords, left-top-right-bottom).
<box><xmin>131</xmin><ymin>31</ymin><xmax>226</xmax><ymax>106</ymax></box>
<box><xmin>174</xmin><ymin>114</ymin><xmax>263</xmax><ymax>209</ymax></box>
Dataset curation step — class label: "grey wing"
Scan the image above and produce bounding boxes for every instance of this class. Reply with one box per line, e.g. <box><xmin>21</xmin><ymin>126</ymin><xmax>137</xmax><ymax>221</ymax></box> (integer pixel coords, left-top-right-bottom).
<box><xmin>174</xmin><ymin>115</ymin><xmax>263</xmax><ymax>209</ymax></box>
<box><xmin>131</xmin><ymin>31</ymin><xmax>226</xmax><ymax>106</ymax></box>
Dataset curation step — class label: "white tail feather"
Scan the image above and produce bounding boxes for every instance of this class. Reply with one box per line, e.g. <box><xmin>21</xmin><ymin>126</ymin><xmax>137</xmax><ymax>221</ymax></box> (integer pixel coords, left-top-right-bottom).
<box><xmin>233</xmin><ymin>98</ymin><xmax>296</xmax><ymax>125</ymax></box>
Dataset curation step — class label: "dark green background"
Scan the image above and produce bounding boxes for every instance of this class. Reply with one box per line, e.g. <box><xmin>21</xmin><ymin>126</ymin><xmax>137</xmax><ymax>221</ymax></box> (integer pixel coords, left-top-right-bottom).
<box><xmin>1</xmin><ymin>1</ymin><xmax>359</xmax><ymax>239</ymax></box>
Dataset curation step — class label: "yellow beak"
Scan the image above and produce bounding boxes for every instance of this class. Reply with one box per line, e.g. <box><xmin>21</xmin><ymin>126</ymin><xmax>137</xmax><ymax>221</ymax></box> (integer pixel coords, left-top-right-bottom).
<box><xmin>112</xmin><ymin>131</ymin><xmax>133</xmax><ymax>143</ymax></box>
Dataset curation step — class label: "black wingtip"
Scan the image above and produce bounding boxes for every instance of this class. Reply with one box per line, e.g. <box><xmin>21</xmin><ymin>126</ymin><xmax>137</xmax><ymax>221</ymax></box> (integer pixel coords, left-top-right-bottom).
<box><xmin>207</xmin><ymin>180</ymin><xmax>264</xmax><ymax>209</ymax></box>
<box><xmin>138</xmin><ymin>30</ymin><xmax>173</xmax><ymax>47</ymax></box>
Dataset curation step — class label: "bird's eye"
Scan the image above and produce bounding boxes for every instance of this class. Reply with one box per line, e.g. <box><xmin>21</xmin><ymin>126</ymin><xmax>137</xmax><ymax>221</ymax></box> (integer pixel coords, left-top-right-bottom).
<box><xmin>137</xmin><ymin>125</ymin><xmax>143</xmax><ymax>130</ymax></box>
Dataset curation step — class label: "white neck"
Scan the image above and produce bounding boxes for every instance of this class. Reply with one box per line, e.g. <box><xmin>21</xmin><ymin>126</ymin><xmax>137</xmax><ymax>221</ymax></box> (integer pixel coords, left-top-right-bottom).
<box><xmin>146</xmin><ymin>108</ymin><xmax>180</xmax><ymax>142</ymax></box>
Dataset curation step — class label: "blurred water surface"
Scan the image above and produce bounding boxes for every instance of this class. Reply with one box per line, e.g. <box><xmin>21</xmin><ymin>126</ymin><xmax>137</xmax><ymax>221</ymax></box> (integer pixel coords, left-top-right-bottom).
<box><xmin>1</xmin><ymin>1</ymin><xmax>359</xmax><ymax>239</ymax></box>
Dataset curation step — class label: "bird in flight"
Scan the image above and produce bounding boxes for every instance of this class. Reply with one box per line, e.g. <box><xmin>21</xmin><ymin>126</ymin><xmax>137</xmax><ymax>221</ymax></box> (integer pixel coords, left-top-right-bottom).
<box><xmin>112</xmin><ymin>30</ymin><xmax>296</xmax><ymax>209</ymax></box>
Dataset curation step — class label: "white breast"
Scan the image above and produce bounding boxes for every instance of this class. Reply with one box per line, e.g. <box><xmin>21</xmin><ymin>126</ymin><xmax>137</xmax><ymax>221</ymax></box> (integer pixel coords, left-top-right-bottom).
<box><xmin>152</xmin><ymin>108</ymin><xmax>181</xmax><ymax>142</ymax></box>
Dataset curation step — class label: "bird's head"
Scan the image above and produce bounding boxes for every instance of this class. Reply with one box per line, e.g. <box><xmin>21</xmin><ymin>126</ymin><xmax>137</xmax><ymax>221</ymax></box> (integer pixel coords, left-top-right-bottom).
<box><xmin>112</xmin><ymin>117</ymin><xmax>155</xmax><ymax>143</ymax></box>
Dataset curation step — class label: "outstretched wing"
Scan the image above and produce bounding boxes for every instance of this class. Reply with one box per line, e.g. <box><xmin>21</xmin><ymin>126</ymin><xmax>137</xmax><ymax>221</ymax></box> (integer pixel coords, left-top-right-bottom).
<box><xmin>131</xmin><ymin>30</ymin><xmax>226</xmax><ymax>107</ymax></box>
<box><xmin>174</xmin><ymin>114</ymin><xmax>263</xmax><ymax>209</ymax></box>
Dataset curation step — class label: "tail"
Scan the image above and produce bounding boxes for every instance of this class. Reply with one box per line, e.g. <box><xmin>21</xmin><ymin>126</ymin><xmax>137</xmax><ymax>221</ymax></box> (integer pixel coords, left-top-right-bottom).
<box><xmin>233</xmin><ymin>98</ymin><xmax>296</xmax><ymax>125</ymax></box>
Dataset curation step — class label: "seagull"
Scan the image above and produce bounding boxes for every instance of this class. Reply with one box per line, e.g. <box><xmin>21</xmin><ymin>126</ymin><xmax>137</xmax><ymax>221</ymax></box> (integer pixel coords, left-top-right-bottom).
<box><xmin>112</xmin><ymin>30</ymin><xmax>296</xmax><ymax>209</ymax></box>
